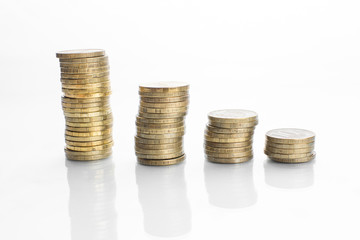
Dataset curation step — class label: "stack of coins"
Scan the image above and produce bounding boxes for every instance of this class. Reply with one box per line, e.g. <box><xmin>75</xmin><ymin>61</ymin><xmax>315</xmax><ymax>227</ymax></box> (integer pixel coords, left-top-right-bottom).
<box><xmin>56</xmin><ymin>49</ymin><xmax>113</xmax><ymax>161</ymax></box>
<box><xmin>265</xmin><ymin>128</ymin><xmax>315</xmax><ymax>163</ymax></box>
<box><xmin>135</xmin><ymin>82</ymin><xmax>189</xmax><ymax>166</ymax></box>
<box><xmin>204</xmin><ymin>109</ymin><xmax>258</xmax><ymax>164</ymax></box>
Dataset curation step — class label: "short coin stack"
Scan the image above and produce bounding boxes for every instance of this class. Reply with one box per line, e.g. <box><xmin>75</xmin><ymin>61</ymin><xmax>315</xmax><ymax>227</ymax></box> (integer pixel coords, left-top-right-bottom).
<box><xmin>265</xmin><ymin>128</ymin><xmax>315</xmax><ymax>163</ymax></box>
<box><xmin>135</xmin><ymin>82</ymin><xmax>189</xmax><ymax>166</ymax></box>
<box><xmin>204</xmin><ymin>109</ymin><xmax>258</xmax><ymax>164</ymax></box>
<box><xmin>56</xmin><ymin>49</ymin><xmax>113</xmax><ymax>161</ymax></box>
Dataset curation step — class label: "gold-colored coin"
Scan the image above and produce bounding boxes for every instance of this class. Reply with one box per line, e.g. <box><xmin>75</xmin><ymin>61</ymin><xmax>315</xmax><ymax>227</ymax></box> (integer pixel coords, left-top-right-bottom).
<box><xmin>62</xmin><ymin>96</ymin><xmax>109</xmax><ymax>104</ymax></box>
<box><xmin>65</xmin><ymin>113</ymin><xmax>112</xmax><ymax>123</ymax></box>
<box><xmin>209</xmin><ymin>121</ymin><xmax>258</xmax><ymax>129</ymax></box>
<box><xmin>141</xmin><ymin>95</ymin><xmax>189</xmax><ymax>103</ymax></box>
<box><xmin>264</xmin><ymin>150</ymin><xmax>315</xmax><ymax>159</ymax></box>
<box><xmin>61</xmin><ymin>76</ymin><xmax>109</xmax><ymax>85</ymax></box>
<box><xmin>63</xmin><ymin>105</ymin><xmax>110</xmax><ymax>113</ymax></box>
<box><xmin>206</xmin><ymin>155</ymin><xmax>253</xmax><ymax>164</ymax></box>
<box><xmin>66</xmin><ymin>118</ymin><xmax>113</xmax><ymax>128</ymax></box>
<box><xmin>139</xmin><ymin>100</ymin><xmax>189</xmax><ymax>108</ymax></box>
<box><xmin>65</xmin><ymin>133</ymin><xmax>112</xmax><ymax>142</ymax></box>
<box><xmin>61</xmin><ymin>71</ymin><xmax>109</xmax><ymax>79</ymax></box>
<box><xmin>64</xmin><ymin>109</ymin><xmax>111</xmax><ymax>118</ymax></box>
<box><xmin>139</xmin><ymin>106</ymin><xmax>188</xmax><ymax>114</ymax></box>
<box><xmin>265</xmin><ymin>146</ymin><xmax>314</xmax><ymax>154</ymax></box>
<box><xmin>62</xmin><ymin>87</ymin><xmax>111</xmax><ymax>95</ymax></box>
<box><xmin>206</xmin><ymin>125</ymin><xmax>254</xmax><ymax>134</ymax></box>
<box><xmin>205</xmin><ymin>135</ymin><xmax>252</xmax><ymax>143</ymax></box>
<box><xmin>139</xmin><ymin>82</ymin><xmax>189</xmax><ymax>93</ymax></box>
<box><xmin>139</xmin><ymin>91</ymin><xmax>188</xmax><ymax>98</ymax></box>
<box><xmin>65</xmin><ymin>128</ymin><xmax>112</xmax><ymax>137</ymax></box>
<box><xmin>135</xmin><ymin>150</ymin><xmax>184</xmax><ymax>160</ymax></box>
<box><xmin>138</xmin><ymin>111</ymin><xmax>186</xmax><ymax>119</ymax></box>
<box><xmin>66</xmin><ymin>124</ymin><xmax>112</xmax><ymax>132</ymax></box>
<box><xmin>61</xmin><ymin>66</ymin><xmax>109</xmax><ymax>74</ymax></box>
<box><xmin>135</xmin><ymin>136</ymin><xmax>182</xmax><ymax>145</ymax></box>
<box><xmin>66</xmin><ymin>137</ymin><xmax>113</xmax><ymax>147</ymax></box>
<box><xmin>56</xmin><ymin>49</ymin><xmax>105</xmax><ymax>59</ymax></box>
<box><xmin>205</xmin><ymin>145</ymin><xmax>252</xmax><ymax>153</ymax></box>
<box><xmin>65</xmin><ymin>148</ymin><xmax>112</xmax><ymax>156</ymax></box>
<box><xmin>63</xmin><ymin>91</ymin><xmax>111</xmax><ymax>99</ymax></box>
<box><xmin>136</xmin><ymin>121</ymin><xmax>184</xmax><ymax>129</ymax></box>
<box><xmin>208</xmin><ymin>109</ymin><xmax>258</xmax><ymax>123</ymax></box>
<box><xmin>269</xmin><ymin>153</ymin><xmax>315</xmax><ymax>163</ymax></box>
<box><xmin>137</xmin><ymin>154</ymin><xmax>185</xmax><ymax>166</ymax></box>
<box><xmin>266</xmin><ymin>128</ymin><xmax>315</xmax><ymax>144</ymax></box>
<box><xmin>265</xmin><ymin>141</ymin><xmax>315</xmax><ymax>149</ymax></box>
<box><xmin>137</xmin><ymin>126</ymin><xmax>184</xmax><ymax>134</ymax></box>
<box><xmin>62</xmin><ymin>101</ymin><xmax>110</xmax><ymax>108</ymax></box>
<box><xmin>66</xmin><ymin>152</ymin><xmax>112</xmax><ymax>161</ymax></box>
<box><xmin>135</xmin><ymin>141</ymin><xmax>182</xmax><ymax>150</ymax></box>
<box><xmin>66</xmin><ymin>141</ymin><xmax>113</xmax><ymax>152</ymax></box>
<box><xmin>59</xmin><ymin>55</ymin><xmax>108</xmax><ymax>63</ymax></box>
<box><xmin>60</xmin><ymin>61</ymin><xmax>108</xmax><ymax>68</ymax></box>
<box><xmin>62</xmin><ymin>81</ymin><xmax>110</xmax><ymax>89</ymax></box>
<box><xmin>137</xmin><ymin>131</ymin><xmax>184</xmax><ymax>139</ymax></box>
<box><xmin>205</xmin><ymin>141</ymin><xmax>252</xmax><ymax>148</ymax></box>
<box><xmin>204</xmin><ymin>130</ymin><xmax>253</xmax><ymax>139</ymax></box>
<box><xmin>206</xmin><ymin>150</ymin><xmax>253</xmax><ymax>158</ymax></box>
<box><xmin>136</xmin><ymin>116</ymin><xmax>183</xmax><ymax>124</ymax></box>
<box><xmin>135</xmin><ymin>146</ymin><xmax>183</xmax><ymax>155</ymax></box>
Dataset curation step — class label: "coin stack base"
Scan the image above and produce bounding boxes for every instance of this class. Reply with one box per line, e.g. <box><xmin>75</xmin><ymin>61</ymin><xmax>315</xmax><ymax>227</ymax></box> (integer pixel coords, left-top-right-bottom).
<box><xmin>204</xmin><ymin>109</ymin><xmax>258</xmax><ymax>164</ymax></box>
<box><xmin>135</xmin><ymin>82</ymin><xmax>189</xmax><ymax>166</ymax></box>
<box><xmin>265</xmin><ymin>128</ymin><xmax>316</xmax><ymax>163</ymax></box>
<box><xmin>56</xmin><ymin>49</ymin><xmax>113</xmax><ymax>161</ymax></box>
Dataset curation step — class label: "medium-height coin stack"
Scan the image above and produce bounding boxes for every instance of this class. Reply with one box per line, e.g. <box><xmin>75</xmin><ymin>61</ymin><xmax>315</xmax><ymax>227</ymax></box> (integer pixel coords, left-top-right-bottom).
<box><xmin>204</xmin><ymin>109</ymin><xmax>258</xmax><ymax>164</ymax></box>
<box><xmin>56</xmin><ymin>49</ymin><xmax>113</xmax><ymax>161</ymax></box>
<box><xmin>135</xmin><ymin>82</ymin><xmax>189</xmax><ymax>166</ymax></box>
<box><xmin>265</xmin><ymin>128</ymin><xmax>315</xmax><ymax>163</ymax></box>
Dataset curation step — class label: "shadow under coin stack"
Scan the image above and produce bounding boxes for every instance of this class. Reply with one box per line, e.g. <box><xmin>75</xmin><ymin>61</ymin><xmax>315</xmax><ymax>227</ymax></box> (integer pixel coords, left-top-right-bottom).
<box><xmin>56</xmin><ymin>49</ymin><xmax>113</xmax><ymax>161</ymax></box>
<box><xmin>204</xmin><ymin>109</ymin><xmax>258</xmax><ymax>164</ymax></box>
<box><xmin>135</xmin><ymin>82</ymin><xmax>189</xmax><ymax>166</ymax></box>
<box><xmin>265</xmin><ymin>128</ymin><xmax>315</xmax><ymax>163</ymax></box>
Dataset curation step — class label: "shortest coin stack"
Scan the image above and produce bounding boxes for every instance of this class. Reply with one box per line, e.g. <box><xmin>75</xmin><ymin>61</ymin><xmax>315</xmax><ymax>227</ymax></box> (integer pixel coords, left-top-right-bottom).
<box><xmin>135</xmin><ymin>81</ymin><xmax>189</xmax><ymax>166</ymax></box>
<box><xmin>265</xmin><ymin>128</ymin><xmax>316</xmax><ymax>163</ymax></box>
<box><xmin>204</xmin><ymin>109</ymin><xmax>258</xmax><ymax>164</ymax></box>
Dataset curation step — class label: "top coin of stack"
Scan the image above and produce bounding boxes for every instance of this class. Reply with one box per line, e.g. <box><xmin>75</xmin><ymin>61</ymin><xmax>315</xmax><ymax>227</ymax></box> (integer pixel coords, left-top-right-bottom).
<box><xmin>56</xmin><ymin>49</ymin><xmax>113</xmax><ymax>161</ymax></box>
<box><xmin>204</xmin><ymin>109</ymin><xmax>258</xmax><ymax>164</ymax></box>
<box><xmin>264</xmin><ymin>128</ymin><xmax>315</xmax><ymax>163</ymax></box>
<box><xmin>135</xmin><ymin>81</ymin><xmax>189</xmax><ymax>166</ymax></box>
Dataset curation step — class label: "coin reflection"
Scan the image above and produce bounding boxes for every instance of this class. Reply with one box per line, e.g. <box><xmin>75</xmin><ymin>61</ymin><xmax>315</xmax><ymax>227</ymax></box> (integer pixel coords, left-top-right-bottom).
<box><xmin>66</xmin><ymin>158</ymin><xmax>117</xmax><ymax>240</ymax></box>
<box><xmin>136</xmin><ymin>162</ymin><xmax>191</xmax><ymax>237</ymax></box>
<box><xmin>264</xmin><ymin>158</ymin><xmax>314</xmax><ymax>189</ymax></box>
<box><xmin>204</xmin><ymin>160</ymin><xmax>257</xmax><ymax>209</ymax></box>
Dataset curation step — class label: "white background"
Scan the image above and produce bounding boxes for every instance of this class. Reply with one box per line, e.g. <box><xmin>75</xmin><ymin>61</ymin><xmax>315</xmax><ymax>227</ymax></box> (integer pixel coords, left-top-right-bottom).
<box><xmin>1</xmin><ymin>0</ymin><xmax>360</xmax><ymax>239</ymax></box>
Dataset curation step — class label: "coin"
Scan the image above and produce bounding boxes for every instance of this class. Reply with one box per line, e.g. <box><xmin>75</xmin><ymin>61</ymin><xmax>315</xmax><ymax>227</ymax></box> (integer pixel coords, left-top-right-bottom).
<box><xmin>141</xmin><ymin>95</ymin><xmax>189</xmax><ymax>103</ymax></box>
<box><xmin>136</xmin><ymin>116</ymin><xmax>183</xmax><ymax>124</ymax></box>
<box><xmin>65</xmin><ymin>148</ymin><xmax>112</xmax><ymax>156</ymax></box>
<box><xmin>137</xmin><ymin>154</ymin><xmax>185</xmax><ymax>166</ymax></box>
<box><xmin>265</xmin><ymin>141</ymin><xmax>315</xmax><ymax>149</ymax></box>
<box><xmin>66</xmin><ymin>141</ymin><xmax>113</xmax><ymax>152</ymax></box>
<box><xmin>205</xmin><ymin>135</ymin><xmax>252</xmax><ymax>143</ymax></box>
<box><xmin>139</xmin><ymin>81</ymin><xmax>189</xmax><ymax>93</ymax></box>
<box><xmin>137</xmin><ymin>131</ymin><xmax>184</xmax><ymax>139</ymax></box>
<box><xmin>266</xmin><ymin>128</ymin><xmax>315</xmax><ymax>144</ymax></box>
<box><xmin>208</xmin><ymin>109</ymin><xmax>258</xmax><ymax>123</ymax></box>
<box><xmin>60</xmin><ymin>66</ymin><xmax>109</xmax><ymax>74</ymax></box>
<box><xmin>62</xmin><ymin>96</ymin><xmax>109</xmax><ymax>104</ymax></box>
<box><xmin>209</xmin><ymin>121</ymin><xmax>258</xmax><ymax>129</ymax></box>
<box><xmin>66</xmin><ymin>124</ymin><xmax>112</xmax><ymax>132</ymax></box>
<box><xmin>66</xmin><ymin>152</ymin><xmax>112</xmax><ymax>161</ymax></box>
<box><xmin>205</xmin><ymin>150</ymin><xmax>253</xmax><ymax>158</ymax></box>
<box><xmin>265</xmin><ymin>146</ymin><xmax>314</xmax><ymax>154</ymax></box>
<box><xmin>206</xmin><ymin>125</ymin><xmax>254</xmax><ymax>134</ymax></box>
<box><xmin>136</xmin><ymin>121</ymin><xmax>184</xmax><ymax>129</ymax></box>
<box><xmin>62</xmin><ymin>87</ymin><xmax>111</xmax><ymax>95</ymax></box>
<box><xmin>206</xmin><ymin>155</ymin><xmax>253</xmax><ymax>164</ymax></box>
<box><xmin>65</xmin><ymin>113</ymin><xmax>112</xmax><ymax>123</ymax></box>
<box><xmin>135</xmin><ymin>150</ymin><xmax>184</xmax><ymax>160</ymax></box>
<box><xmin>135</xmin><ymin>136</ymin><xmax>182</xmax><ymax>145</ymax></box>
<box><xmin>65</xmin><ymin>133</ymin><xmax>112</xmax><ymax>142</ymax></box>
<box><xmin>205</xmin><ymin>141</ymin><xmax>252</xmax><ymax>148</ymax></box>
<box><xmin>64</xmin><ymin>109</ymin><xmax>111</xmax><ymax>118</ymax></box>
<box><xmin>205</xmin><ymin>145</ymin><xmax>252</xmax><ymax>153</ymax></box>
<box><xmin>62</xmin><ymin>105</ymin><xmax>110</xmax><ymax>113</ymax></box>
<box><xmin>63</xmin><ymin>91</ymin><xmax>111</xmax><ymax>99</ymax></box>
<box><xmin>269</xmin><ymin>153</ymin><xmax>316</xmax><ymax>163</ymax></box>
<box><xmin>137</xmin><ymin>126</ymin><xmax>185</xmax><ymax>134</ymax></box>
<box><xmin>264</xmin><ymin>150</ymin><xmax>315</xmax><ymax>159</ymax></box>
<box><xmin>204</xmin><ymin>130</ymin><xmax>253</xmax><ymax>139</ymax></box>
<box><xmin>56</xmin><ymin>49</ymin><xmax>105</xmax><ymax>59</ymax></box>
<box><xmin>135</xmin><ymin>146</ymin><xmax>183</xmax><ymax>155</ymax></box>
<box><xmin>61</xmin><ymin>71</ymin><xmax>109</xmax><ymax>79</ymax></box>
<box><xmin>138</xmin><ymin>111</ymin><xmax>186</xmax><ymax>119</ymax></box>
<box><xmin>139</xmin><ymin>100</ymin><xmax>189</xmax><ymax>108</ymax></box>
<box><xmin>60</xmin><ymin>61</ymin><xmax>108</xmax><ymax>68</ymax></box>
<box><xmin>135</xmin><ymin>141</ymin><xmax>182</xmax><ymax>150</ymax></box>
<box><xmin>139</xmin><ymin>91</ymin><xmax>188</xmax><ymax>98</ymax></box>
<box><xmin>59</xmin><ymin>55</ymin><xmax>108</xmax><ymax>63</ymax></box>
<box><xmin>61</xmin><ymin>76</ymin><xmax>110</xmax><ymax>85</ymax></box>
<box><xmin>62</xmin><ymin>101</ymin><xmax>110</xmax><ymax>108</ymax></box>
<box><xmin>66</xmin><ymin>118</ymin><xmax>113</xmax><ymax>127</ymax></box>
<box><xmin>139</xmin><ymin>106</ymin><xmax>188</xmax><ymax>114</ymax></box>
<box><xmin>66</xmin><ymin>137</ymin><xmax>113</xmax><ymax>147</ymax></box>
<box><xmin>62</xmin><ymin>81</ymin><xmax>110</xmax><ymax>89</ymax></box>
<box><xmin>65</xmin><ymin>128</ymin><xmax>112</xmax><ymax>137</ymax></box>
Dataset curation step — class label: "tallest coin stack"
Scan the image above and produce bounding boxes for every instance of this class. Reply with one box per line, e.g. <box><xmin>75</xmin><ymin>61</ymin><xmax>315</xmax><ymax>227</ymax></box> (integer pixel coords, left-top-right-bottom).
<box><xmin>56</xmin><ymin>49</ymin><xmax>113</xmax><ymax>161</ymax></box>
<box><xmin>135</xmin><ymin>82</ymin><xmax>189</xmax><ymax>166</ymax></box>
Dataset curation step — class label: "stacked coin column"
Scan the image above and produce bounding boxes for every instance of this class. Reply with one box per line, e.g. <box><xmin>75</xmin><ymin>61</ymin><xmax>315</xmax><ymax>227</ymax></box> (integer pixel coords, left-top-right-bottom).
<box><xmin>204</xmin><ymin>109</ymin><xmax>258</xmax><ymax>164</ymax></box>
<box><xmin>264</xmin><ymin>128</ymin><xmax>315</xmax><ymax>163</ymax></box>
<box><xmin>135</xmin><ymin>82</ymin><xmax>189</xmax><ymax>166</ymax></box>
<box><xmin>56</xmin><ymin>49</ymin><xmax>113</xmax><ymax>161</ymax></box>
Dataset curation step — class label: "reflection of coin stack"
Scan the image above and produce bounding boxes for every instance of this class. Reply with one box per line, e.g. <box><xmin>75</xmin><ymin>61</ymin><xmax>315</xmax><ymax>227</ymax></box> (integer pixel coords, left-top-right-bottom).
<box><xmin>66</xmin><ymin>159</ymin><xmax>117</xmax><ymax>240</ymax></box>
<box><xmin>136</xmin><ymin>163</ymin><xmax>191</xmax><ymax>237</ymax></box>
<box><xmin>204</xmin><ymin>161</ymin><xmax>257</xmax><ymax>208</ymax></box>
<box><xmin>56</xmin><ymin>49</ymin><xmax>113</xmax><ymax>161</ymax></box>
<box><xmin>265</xmin><ymin>128</ymin><xmax>315</xmax><ymax>163</ymax></box>
<box><xmin>204</xmin><ymin>109</ymin><xmax>258</xmax><ymax>163</ymax></box>
<box><xmin>135</xmin><ymin>82</ymin><xmax>189</xmax><ymax>166</ymax></box>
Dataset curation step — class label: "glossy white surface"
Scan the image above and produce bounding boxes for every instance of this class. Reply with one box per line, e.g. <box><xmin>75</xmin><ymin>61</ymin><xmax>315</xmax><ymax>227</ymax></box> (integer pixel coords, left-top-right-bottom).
<box><xmin>1</xmin><ymin>0</ymin><xmax>360</xmax><ymax>239</ymax></box>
